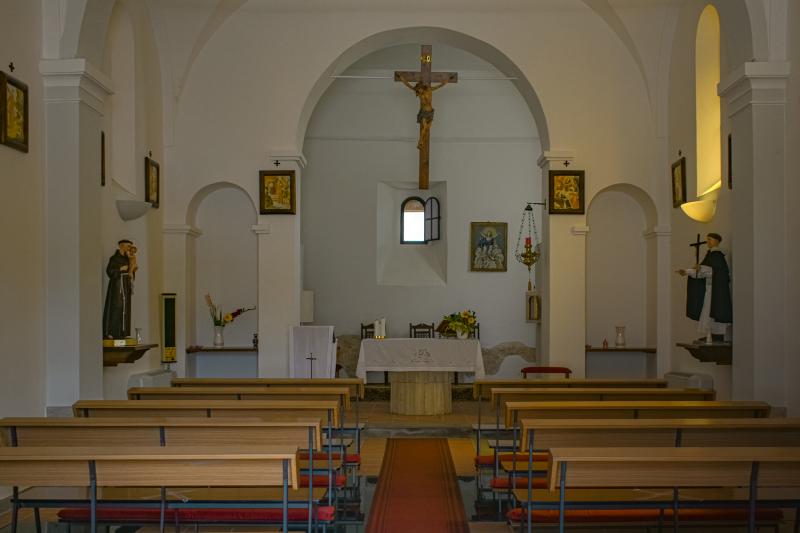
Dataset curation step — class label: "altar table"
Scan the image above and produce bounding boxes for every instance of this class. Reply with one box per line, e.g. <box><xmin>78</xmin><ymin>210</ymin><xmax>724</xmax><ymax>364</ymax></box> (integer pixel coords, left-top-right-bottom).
<box><xmin>356</xmin><ymin>338</ymin><xmax>485</xmax><ymax>415</ymax></box>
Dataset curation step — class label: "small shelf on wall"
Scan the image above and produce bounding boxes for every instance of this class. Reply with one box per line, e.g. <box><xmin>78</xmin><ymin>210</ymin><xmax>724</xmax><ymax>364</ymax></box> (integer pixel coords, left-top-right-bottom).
<box><xmin>103</xmin><ymin>344</ymin><xmax>158</xmax><ymax>367</ymax></box>
<box><xmin>676</xmin><ymin>342</ymin><xmax>731</xmax><ymax>365</ymax></box>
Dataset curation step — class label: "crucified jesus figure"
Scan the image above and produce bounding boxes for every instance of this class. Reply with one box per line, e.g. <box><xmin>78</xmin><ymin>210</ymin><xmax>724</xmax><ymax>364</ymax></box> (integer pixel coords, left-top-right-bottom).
<box><xmin>396</xmin><ymin>73</ymin><xmax>451</xmax><ymax>150</ymax></box>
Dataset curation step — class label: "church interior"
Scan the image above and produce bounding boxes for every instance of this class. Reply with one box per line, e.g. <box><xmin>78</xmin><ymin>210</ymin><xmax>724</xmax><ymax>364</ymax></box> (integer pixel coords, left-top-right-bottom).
<box><xmin>1</xmin><ymin>0</ymin><xmax>799</xmax><ymax>531</ymax></box>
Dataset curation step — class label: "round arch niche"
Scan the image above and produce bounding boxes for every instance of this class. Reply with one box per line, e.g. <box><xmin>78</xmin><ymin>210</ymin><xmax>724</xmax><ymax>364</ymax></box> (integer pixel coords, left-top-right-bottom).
<box><xmin>585</xmin><ymin>184</ymin><xmax>657</xmax><ymax>378</ymax></box>
<box><xmin>301</xmin><ymin>40</ymin><xmax>543</xmax><ymax>352</ymax></box>
<box><xmin>189</xmin><ymin>183</ymin><xmax>258</xmax><ymax>348</ymax></box>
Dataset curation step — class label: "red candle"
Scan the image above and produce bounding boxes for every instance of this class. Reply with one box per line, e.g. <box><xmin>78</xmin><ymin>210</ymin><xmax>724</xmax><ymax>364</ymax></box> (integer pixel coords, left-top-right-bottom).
<box><xmin>525</xmin><ymin>237</ymin><xmax>532</xmax><ymax>246</ymax></box>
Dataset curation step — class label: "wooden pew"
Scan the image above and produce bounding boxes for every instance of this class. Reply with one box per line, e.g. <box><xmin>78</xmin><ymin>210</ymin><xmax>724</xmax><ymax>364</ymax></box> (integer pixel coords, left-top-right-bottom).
<box><xmin>127</xmin><ymin>386</ymin><xmax>351</xmax><ymax>409</ymax></box>
<box><xmin>0</xmin><ymin>445</ymin><xmax>299</xmax><ymax>533</ymax></box>
<box><xmin>169</xmin><ymin>378</ymin><xmax>365</xmax><ymax>452</ymax></box>
<box><xmin>501</xmin><ymin>417</ymin><xmax>800</xmax><ymax>524</ymax></box>
<box><xmin>530</xmin><ymin>447</ymin><xmax>800</xmax><ymax>533</ymax></box>
<box><xmin>73</xmin><ymin>399</ymin><xmax>340</xmax><ymax>427</ymax></box>
<box><xmin>171</xmin><ymin>377</ymin><xmax>365</xmax><ymax>400</ymax></box>
<box><xmin>505</xmin><ymin>400</ymin><xmax>770</xmax><ymax>431</ymax></box>
<box><xmin>0</xmin><ymin>417</ymin><xmax>330</xmax><ymax>532</ymax></box>
<box><xmin>488</xmin><ymin>400</ymin><xmax>771</xmax><ymax>486</ymax></box>
<box><xmin>472</xmin><ymin>378</ymin><xmax>668</xmax><ymax>401</ymax></box>
<box><xmin>0</xmin><ymin>417</ymin><xmax>322</xmax><ymax>451</ymax></box>
<box><xmin>471</xmin><ymin>378</ymin><xmax>669</xmax><ymax>456</ymax></box>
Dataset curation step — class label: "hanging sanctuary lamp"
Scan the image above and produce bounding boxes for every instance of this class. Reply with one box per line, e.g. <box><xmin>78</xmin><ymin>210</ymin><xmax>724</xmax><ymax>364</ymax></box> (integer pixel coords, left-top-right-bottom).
<box><xmin>514</xmin><ymin>202</ymin><xmax>544</xmax><ymax>291</ymax></box>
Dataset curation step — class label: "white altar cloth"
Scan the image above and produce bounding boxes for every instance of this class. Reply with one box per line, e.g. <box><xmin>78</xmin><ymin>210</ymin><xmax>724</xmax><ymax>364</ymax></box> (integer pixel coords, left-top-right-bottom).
<box><xmin>356</xmin><ymin>338</ymin><xmax>485</xmax><ymax>380</ymax></box>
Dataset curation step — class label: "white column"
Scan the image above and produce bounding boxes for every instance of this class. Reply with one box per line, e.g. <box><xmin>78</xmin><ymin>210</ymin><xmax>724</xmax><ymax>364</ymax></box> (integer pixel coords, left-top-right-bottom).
<box><xmin>162</xmin><ymin>224</ymin><xmax>203</xmax><ymax>378</ymax></box>
<box><xmin>718</xmin><ymin>61</ymin><xmax>790</xmax><ymax>407</ymax></box>
<box><xmin>40</xmin><ymin>59</ymin><xmax>112</xmax><ymax>409</ymax></box>
<box><xmin>256</xmin><ymin>153</ymin><xmax>305</xmax><ymax>377</ymax></box>
<box><xmin>643</xmin><ymin>226</ymin><xmax>672</xmax><ymax>378</ymax></box>
<box><xmin>536</xmin><ymin>151</ymin><xmax>587</xmax><ymax>377</ymax></box>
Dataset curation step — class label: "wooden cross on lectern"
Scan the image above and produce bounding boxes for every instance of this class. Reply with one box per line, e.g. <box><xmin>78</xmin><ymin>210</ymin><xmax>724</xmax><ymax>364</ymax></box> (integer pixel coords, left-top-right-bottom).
<box><xmin>394</xmin><ymin>45</ymin><xmax>458</xmax><ymax>189</ymax></box>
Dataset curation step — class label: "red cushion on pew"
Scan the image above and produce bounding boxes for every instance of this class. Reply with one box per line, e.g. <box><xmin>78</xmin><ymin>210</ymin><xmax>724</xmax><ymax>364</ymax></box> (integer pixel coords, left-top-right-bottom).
<box><xmin>491</xmin><ymin>476</ymin><xmax>548</xmax><ymax>489</ymax></box>
<box><xmin>507</xmin><ymin>507</ymin><xmax>783</xmax><ymax>524</ymax></box>
<box><xmin>297</xmin><ymin>452</ymin><xmax>361</xmax><ymax>465</ymax></box>
<box><xmin>181</xmin><ymin>506</ymin><xmax>336</xmax><ymax>522</ymax></box>
<box><xmin>58</xmin><ymin>506</ymin><xmax>336</xmax><ymax>523</ymax></box>
<box><xmin>475</xmin><ymin>453</ymin><xmax>548</xmax><ymax>466</ymax></box>
<box><xmin>299</xmin><ymin>474</ymin><xmax>347</xmax><ymax>488</ymax></box>
<box><xmin>344</xmin><ymin>453</ymin><xmax>361</xmax><ymax>464</ymax></box>
<box><xmin>59</xmin><ymin>509</ymin><xmax>177</xmax><ymax>522</ymax></box>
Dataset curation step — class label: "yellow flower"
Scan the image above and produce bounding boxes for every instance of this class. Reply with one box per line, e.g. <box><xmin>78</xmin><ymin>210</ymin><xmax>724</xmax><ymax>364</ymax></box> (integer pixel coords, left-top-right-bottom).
<box><xmin>223</xmin><ymin>313</ymin><xmax>233</xmax><ymax>323</ymax></box>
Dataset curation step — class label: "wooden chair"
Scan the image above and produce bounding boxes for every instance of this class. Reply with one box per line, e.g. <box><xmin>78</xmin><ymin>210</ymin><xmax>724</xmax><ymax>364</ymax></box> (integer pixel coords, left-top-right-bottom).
<box><xmin>409</xmin><ymin>322</ymin><xmax>435</xmax><ymax>338</ymax></box>
<box><xmin>360</xmin><ymin>323</ymin><xmax>375</xmax><ymax>339</ymax></box>
<box><xmin>521</xmin><ymin>366</ymin><xmax>572</xmax><ymax>379</ymax></box>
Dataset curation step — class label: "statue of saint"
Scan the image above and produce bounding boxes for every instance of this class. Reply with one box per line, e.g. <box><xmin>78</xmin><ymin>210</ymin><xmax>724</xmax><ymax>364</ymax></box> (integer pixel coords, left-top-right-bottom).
<box><xmin>102</xmin><ymin>239</ymin><xmax>138</xmax><ymax>339</ymax></box>
<box><xmin>677</xmin><ymin>232</ymin><xmax>732</xmax><ymax>341</ymax></box>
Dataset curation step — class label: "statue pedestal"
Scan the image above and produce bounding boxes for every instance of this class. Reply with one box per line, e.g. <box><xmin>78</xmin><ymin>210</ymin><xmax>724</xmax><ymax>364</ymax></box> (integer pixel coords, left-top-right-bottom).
<box><xmin>676</xmin><ymin>341</ymin><xmax>732</xmax><ymax>365</ymax></box>
<box><xmin>103</xmin><ymin>344</ymin><xmax>158</xmax><ymax>367</ymax></box>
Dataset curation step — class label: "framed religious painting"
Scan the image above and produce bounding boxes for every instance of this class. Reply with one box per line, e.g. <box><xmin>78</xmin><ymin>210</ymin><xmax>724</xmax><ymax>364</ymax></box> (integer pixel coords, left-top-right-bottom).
<box><xmin>470</xmin><ymin>221</ymin><xmax>508</xmax><ymax>272</ymax></box>
<box><xmin>144</xmin><ymin>156</ymin><xmax>160</xmax><ymax>208</ymax></box>
<box><xmin>259</xmin><ymin>170</ymin><xmax>296</xmax><ymax>214</ymax></box>
<box><xmin>549</xmin><ymin>170</ymin><xmax>585</xmax><ymax>214</ymax></box>
<box><xmin>671</xmin><ymin>156</ymin><xmax>686</xmax><ymax>208</ymax></box>
<box><xmin>0</xmin><ymin>71</ymin><xmax>29</xmax><ymax>153</ymax></box>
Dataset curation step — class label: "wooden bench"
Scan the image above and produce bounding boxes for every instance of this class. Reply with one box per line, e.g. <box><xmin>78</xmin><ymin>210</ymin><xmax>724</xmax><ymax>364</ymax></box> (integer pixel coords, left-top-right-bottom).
<box><xmin>516</xmin><ymin>447</ymin><xmax>800</xmax><ymax>533</ymax></box>
<box><xmin>73</xmin><ymin>399</ymin><xmax>340</xmax><ymax>427</ymax></box>
<box><xmin>472</xmin><ymin>378</ymin><xmax>668</xmax><ymax>401</ymax></box>
<box><xmin>500</xmin><ymin>418</ymin><xmax>800</xmax><ymax>513</ymax></box>
<box><xmin>0</xmin><ymin>416</ymin><xmax>341</xmax><ymax>517</ymax></box>
<box><xmin>171</xmin><ymin>377</ymin><xmax>365</xmax><ymax>400</ymax></box>
<box><xmin>471</xmin><ymin>379</ymin><xmax>669</xmax><ymax>462</ymax></box>
<box><xmin>0</xmin><ymin>445</ymin><xmax>300</xmax><ymax>533</ymax></box>
<box><xmin>168</xmin><ymin>378</ymin><xmax>365</xmax><ymax>453</ymax></box>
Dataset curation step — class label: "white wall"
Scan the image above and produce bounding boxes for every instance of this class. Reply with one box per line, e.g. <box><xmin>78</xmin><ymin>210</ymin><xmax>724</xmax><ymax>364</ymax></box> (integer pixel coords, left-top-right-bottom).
<box><xmin>0</xmin><ymin>0</ymin><xmax>46</xmax><ymax>418</ymax></box>
<box><xmin>193</xmin><ymin>187</ymin><xmax>258</xmax><ymax>348</ymax></box>
<box><xmin>301</xmin><ymin>45</ymin><xmax>540</xmax><ymax>347</ymax></box>
<box><xmin>586</xmin><ymin>189</ymin><xmax>649</xmax><ymax>348</ymax></box>
<box><xmin>785</xmin><ymin>0</ymin><xmax>800</xmax><ymax>415</ymax></box>
<box><xmin>98</xmin><ymin>0</ymin><xmax>166</xmax><ymax>400</ymax></box>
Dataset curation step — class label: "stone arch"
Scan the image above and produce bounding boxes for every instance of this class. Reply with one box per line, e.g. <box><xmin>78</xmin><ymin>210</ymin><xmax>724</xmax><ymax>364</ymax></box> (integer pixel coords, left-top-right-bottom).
<box><xmin>295</xmin><ymin>26</ymin><xmax>550</xmax><ymax>153</ymax></box>
<box><xmin>586</xmin><ymin>183</ymin><xmax>659</xmax><ymax>358</ymax></box>
<box><xmin>186</xmin><ymin>181</ymin><xmax>258</xmax><ymax>227</ymax></box>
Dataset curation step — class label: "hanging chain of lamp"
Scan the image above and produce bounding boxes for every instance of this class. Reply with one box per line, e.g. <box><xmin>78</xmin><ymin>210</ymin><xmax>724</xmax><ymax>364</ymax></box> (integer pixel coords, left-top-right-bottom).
<box><xmin>514</xmin><ymin>202</ymin><xmax>543</xmax><ymax>291</ymax></box>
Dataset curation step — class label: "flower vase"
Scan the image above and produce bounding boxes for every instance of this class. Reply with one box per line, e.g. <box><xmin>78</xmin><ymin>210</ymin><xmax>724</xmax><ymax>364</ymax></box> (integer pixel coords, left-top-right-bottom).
<box><xmin>614</xmin><ymin>326</ymin><xmax>626</xmax><ymax>347</ymax></box>
<box><xmin>456</xmin><ymin>330</ymin><xmax>468</xmax><ymax>340</ymax></box>
<box><xmin>213</xmin><ymin>326</ymin><xmax>225</xmax><ymax>347</ymax></box>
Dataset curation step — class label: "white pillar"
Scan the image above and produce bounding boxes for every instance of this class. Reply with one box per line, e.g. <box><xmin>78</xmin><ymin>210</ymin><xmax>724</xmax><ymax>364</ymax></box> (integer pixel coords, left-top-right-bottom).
<box><xmin>644</xmin><ymin>226</ymin><xmax>672</xmax><ymax>377</ymax></box>
<box><xmin>718</xmin><ymin>61</ymin><xmax>790</xmax><ymax>407</ymax></box>
<box><xmin>256</xmin><ymin>153</ymin><xmax>305</xmax><ymax>377</ymax></box>
<box><xmin>40</xmin><ymin>59</ymin><xmax>112</xmax><ymax>410</ymax></box>
<box><xmin>537</xmin><ymin>151</ymin><xmax>588</xmax><ymax>377</ymax></box>
<box><xmin>162</xmin><ymin>224</ymin><xmax>202</xmax><ymax>378</ymax></box>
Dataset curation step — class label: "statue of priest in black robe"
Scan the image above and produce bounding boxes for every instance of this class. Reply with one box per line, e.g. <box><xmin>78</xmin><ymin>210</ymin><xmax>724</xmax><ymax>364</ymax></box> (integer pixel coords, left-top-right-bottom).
<box><xmin>102</xmin><ymin>239</ymin><xmax>137</xmax><ymax>339</ymax></box>
<box><xmin>678</xmin><ymin>232</ymin><xmax>732</xmax><ymax>341</ymax></box>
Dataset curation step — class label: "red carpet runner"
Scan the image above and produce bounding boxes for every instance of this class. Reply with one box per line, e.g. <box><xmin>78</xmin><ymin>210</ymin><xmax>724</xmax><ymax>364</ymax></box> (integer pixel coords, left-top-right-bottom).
<box><xmin>366</xmin><ymin>438</ymin><xmax>469</xmax><ymax>533</ymax></box>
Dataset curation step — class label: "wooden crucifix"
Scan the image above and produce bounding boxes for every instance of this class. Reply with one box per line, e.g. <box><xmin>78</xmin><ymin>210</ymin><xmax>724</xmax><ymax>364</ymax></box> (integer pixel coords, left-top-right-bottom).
<box><xmin>394</xmin><ymin>45</ymin><xmax>458</xmax><ymax>189</ymax></box>
<box><xmin>689</xmin><ymin>233</ymin><xmax>706</xmax><ymax>267</ymax></box>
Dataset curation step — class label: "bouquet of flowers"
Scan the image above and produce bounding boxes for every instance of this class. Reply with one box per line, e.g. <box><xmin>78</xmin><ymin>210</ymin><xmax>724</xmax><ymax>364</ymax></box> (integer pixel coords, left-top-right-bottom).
<box><xmin>205</xmin><ymin>293</ymin><xmax>255</xmax><ymax>327</ymax></box>
<box><xmin>442</xmin><ymin>309</ymin><xmax>477</xmax><ymax>337</ymax></box>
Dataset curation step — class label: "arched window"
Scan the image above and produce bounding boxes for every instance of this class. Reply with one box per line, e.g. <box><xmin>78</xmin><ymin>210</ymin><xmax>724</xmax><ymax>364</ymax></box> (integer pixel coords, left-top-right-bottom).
<box><xmin>695</xmin><ymin>4</ymin><xmax>721</xmax><ymax>197</ymax></box>
<box><xmin>401</xmin><ymin>197</ymin><xmax>426</xmax><ymax>244</ymax></box>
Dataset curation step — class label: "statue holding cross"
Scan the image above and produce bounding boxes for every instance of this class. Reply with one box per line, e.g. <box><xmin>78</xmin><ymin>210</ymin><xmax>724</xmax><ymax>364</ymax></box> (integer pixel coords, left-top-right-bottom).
<box><xmin>677</xmin><ymin>232</ymin><xmax>732</xmax><ymax>341</ymax></box>
<box><xmin>395</xmin><ymin>45</ymin><xmax>458</xmax><ymax>189</ymax></box>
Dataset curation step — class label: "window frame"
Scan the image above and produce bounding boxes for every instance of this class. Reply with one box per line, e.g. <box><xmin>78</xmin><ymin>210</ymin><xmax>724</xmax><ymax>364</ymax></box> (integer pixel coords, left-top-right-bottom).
<box><xmin>400</xmin><ymin>196</ymin><xmax>427</xmax><ymax>245</ymax></box>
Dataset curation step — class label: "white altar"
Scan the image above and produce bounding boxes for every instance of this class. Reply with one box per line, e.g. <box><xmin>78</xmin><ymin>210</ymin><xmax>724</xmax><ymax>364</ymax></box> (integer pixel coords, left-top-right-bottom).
<box><xmin>356</xmin><ymin>338</ymin><xmax>485</xmax><ymax>415</ymax></box>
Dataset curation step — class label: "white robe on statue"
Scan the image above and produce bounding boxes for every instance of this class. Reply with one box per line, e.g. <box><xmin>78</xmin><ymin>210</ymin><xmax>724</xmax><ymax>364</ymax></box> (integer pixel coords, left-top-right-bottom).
<box><xmin>685</xmin><ymin>259</ymin><xmax>730</xmax><ymax>336</ymax></box>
